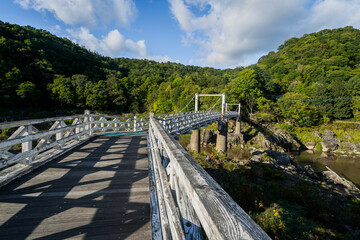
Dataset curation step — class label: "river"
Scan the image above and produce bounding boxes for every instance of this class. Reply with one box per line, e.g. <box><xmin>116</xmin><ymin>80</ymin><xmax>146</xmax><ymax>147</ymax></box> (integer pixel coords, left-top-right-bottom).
<box><xmin>289</xmin><ymin>151</ymin><xmax>360</xmax><ymax>187</ymax></box>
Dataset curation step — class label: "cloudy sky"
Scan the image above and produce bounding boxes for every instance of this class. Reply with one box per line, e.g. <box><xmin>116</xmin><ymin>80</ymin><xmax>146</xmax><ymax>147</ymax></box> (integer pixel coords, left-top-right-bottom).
<box><xmin>1</xmin><ymin>0</ymin><xmax>360</xmax><ymax>69</ymax></box>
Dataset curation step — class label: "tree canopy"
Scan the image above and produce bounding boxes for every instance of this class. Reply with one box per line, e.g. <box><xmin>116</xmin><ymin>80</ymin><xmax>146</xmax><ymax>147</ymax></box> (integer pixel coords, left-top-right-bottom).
<box><xmin>1</xmin><ymin>21</ymin><xmax>360</xmax><ymax>124</ymax></box>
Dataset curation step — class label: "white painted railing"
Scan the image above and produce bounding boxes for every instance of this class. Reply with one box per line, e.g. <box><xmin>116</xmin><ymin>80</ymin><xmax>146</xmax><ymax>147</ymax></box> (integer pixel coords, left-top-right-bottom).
<box><xmin>0</xmin><ymin>109</ymin><xmax>269</xmax><ymax>239</ymax></box>
<box><xmin>0</xmin><ymin>110</ymin><xmax>236</xmax><ymax>185</ymax></box>
<box><xmin>148</xmin><ymin>115</ymin><xmax>270</xmax><ymax>240</ymax></box>
<box><xmin>157</xmin><ymin>110</ymin><xmax>238</xmax><ymax>134</ymax></box>
<box><xmin>0</xmin><ymin>112</ymin><xmax>96</xmax><ymax>186</ymax></box>
<box><xmin>0</xmin><ymin>113</ymin><xmax>90</xmax><ymax>170</ymax></box>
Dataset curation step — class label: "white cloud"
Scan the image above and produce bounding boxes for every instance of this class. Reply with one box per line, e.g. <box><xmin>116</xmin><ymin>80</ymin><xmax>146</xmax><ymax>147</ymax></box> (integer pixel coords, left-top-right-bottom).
<box><xmin>306</xmin><ymin>0</ymin><xmax>360</xmax><ymax>31</ymax></box>
<box><xmin>169</xmin><ymin>0</ymin><xmax>360</xmax><ymax>68</ymax></box>
<box><xmin>67</xmin><ymin>28</ymin><xmax>146</xmax><ymax>57</ymax></box>
<box><xmin>50</xmin><ymin>24</ymin><xmax>62</xmax><ymax>34</ymax></box>
<box><xmin>143</xmin><ymin>55</ymin><xmax>172</xmax><ymax>63</ymax></box>
<box><xmin>15</xmin><ymin>0</ymin><xmax>137</xmax><ymax>28</ymax></box>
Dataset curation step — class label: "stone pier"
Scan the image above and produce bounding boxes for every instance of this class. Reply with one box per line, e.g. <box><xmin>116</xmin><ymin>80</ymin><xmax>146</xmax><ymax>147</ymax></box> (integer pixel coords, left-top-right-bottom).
<box><xmin>190</xmin><ymin>129</ymin><xmax>201</xmax><ymax>152</ymax></box>
<box><xmin>216</xmin><ymin>120</ymin><xmax>228</xmax><ymax>152</ymax></box>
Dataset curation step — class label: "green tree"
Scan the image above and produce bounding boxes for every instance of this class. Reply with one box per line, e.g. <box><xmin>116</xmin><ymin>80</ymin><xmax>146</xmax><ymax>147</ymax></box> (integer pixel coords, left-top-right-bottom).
<box><xmin>225</xmin><ymin>69</ymin><xmax>262</xmax><ymax>115</ymax></box>
<box><xmin>86</xmin><ymin>80</ymin><xmax>110</xmax><ymax>110</ymax></box>
<box><xmin>347</xmin><ymin>75</ymin><xmax>360</xmax><ymax>120</ymax></box>
<box><xmin>48</xmin><ymin>75</ymin><xmax>75</xmax><ymax>108</ymax></box>
<box><xmin>278</xmin><ymin>92</ymin><xmax>319</xmax><ymax>126</ymax></box>
<box><xmin>254</xmin><ymin>97</ymin><xmax>277</xmax><ymax>123</ymax></box>
<box><xmin>71</xmin><ymin>74</ymin><xmax>88</xmax><ymax>107</ymax></box>
<box><xmin>16</xmin><ymin>81</ymin><xmax>39</xmax><ymax>106</ymax></box>
<box><xmin>152</xmin><ymin>82</ymin><xmax>173</xmax><ymax>113</ymax></box>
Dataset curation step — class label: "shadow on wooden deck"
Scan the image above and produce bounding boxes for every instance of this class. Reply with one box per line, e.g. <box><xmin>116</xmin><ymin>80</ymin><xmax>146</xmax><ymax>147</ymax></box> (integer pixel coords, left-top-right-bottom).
<box><xmin>0</xmin><ymin>136</ymin><xmax>150</xmax><ymax>239</ymax></box>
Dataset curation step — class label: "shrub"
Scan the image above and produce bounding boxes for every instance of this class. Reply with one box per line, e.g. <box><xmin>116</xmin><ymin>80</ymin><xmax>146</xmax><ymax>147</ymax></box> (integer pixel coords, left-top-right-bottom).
<box><xmin>315</xmin><ymin>142</ymin><xmax>323</xmax><ymax>152</ymax></box>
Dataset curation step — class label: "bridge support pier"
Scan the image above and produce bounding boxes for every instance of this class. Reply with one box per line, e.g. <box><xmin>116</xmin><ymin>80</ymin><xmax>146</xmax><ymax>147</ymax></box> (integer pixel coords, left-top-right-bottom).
<box><xmin>190</xmin><ymin>129</ymin><xmax>200</xmax><ymax>152</ymax></box>
<box><xmin>235</xmin><ymin>119</ymin><xmax>241</xmax><ymax>135</ymax></box>
<box><xmin>216</xmin><ymin>120</ymin><xmax>228</xmax><ymax>153</ymax></box>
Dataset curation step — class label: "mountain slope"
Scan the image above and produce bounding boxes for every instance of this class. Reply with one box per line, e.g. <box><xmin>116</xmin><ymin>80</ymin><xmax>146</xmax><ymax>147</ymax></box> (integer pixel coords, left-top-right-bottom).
<box><xmin>256</xmin><ymin>26</ymin><xmax>360</xmax><ymax>120</ymax></box>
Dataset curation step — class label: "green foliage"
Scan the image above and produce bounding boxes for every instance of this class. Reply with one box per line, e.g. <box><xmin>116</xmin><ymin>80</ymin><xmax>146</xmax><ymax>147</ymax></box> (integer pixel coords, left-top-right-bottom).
<box><xmin>345</xmin><ymin>198</ymin><xmax>360</xmax><ymax>226</ymax></box>
<box><xmin>254</xmin><ymin>97</ymin><xmax>277</xmax><ymax>123</ymax></box>
<box><xmin>252</xmin><ymin>203</ymin><xmax>286</xmax><ymax>236</ymax></box>
<box><xmin>16</xmin><ymin>81</ymin><xmax>39</xmax><ymax>104</ymax></box>
<box><xmin>279</xmin><ymin>123</ymin><xmax>294</xmax><ymax>133</ymax></box>
<box><xmin>49</xmin><ymin>75</ymin><xmax>75</xmax><ymax>106</ymax></box>
<box><xmin>315</xmin><ymin>143</ymin><xmax>323</xmax><ymax>152</ymax></box>
<box><xmin>225</xmin><ymin>69</ymin><xmax>262</xmax><ymax>115</ymax></box>
<box><xmin>0</xmin><ymin>21</ymin><xmax>228</xmax><ymax>114</ymax></box>
<box><xmin>278</xmin><ymin>92</ymin><xmax>319</xmax><ymax>126</ymax></box>
<box><xmin>86</xmin><ymin>80</ymin><xmax>111</xmax><ymax>110</ymax></box>
<box><xmin>260</xmin><ymin>26</ymin><xmax>360</xmax><ymax>122</ymax></box>
<box><xmin>1</xmin><ymin>21</ymin><xmax>360</xmax><ymax>127</ymax></box>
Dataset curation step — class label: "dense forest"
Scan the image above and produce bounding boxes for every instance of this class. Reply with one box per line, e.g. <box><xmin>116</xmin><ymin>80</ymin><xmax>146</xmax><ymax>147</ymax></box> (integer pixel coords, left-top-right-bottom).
<box><xmin>0</xmin><ymin>21</ymin><xmax>360</xmax><ymax>125</ymax></box>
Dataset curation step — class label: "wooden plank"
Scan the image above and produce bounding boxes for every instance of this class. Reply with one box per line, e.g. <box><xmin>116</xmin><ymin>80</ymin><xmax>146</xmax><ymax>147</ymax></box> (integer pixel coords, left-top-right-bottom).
<box><xmin>0</xmin><ymin>138</ymin><xmax>92</xmax><ymax>187</ymax></box>
<box><xmin>150</xmin><ymin>117</ymin><xmax>270</xmax><ymax>240</ymax></box>
<box><xmin>149</xmin><ymin>129</ymin><xmax>172</xmax><ymax>240</ymax></box>
<box><xmin>147</xmin><ymin>135</ymin><xmax>163</xmax><ymax>240</ymax></box>
<box><xmin>149</xmin><ymin>129</ymin><xmax>185</xmax><ymax>240</ymax></box>
<box><xmin>0</xmin><ymin>135</ymin><xmax>151</xmax><ymax>240</ymax></box>
<box><xmin>174</xmin><ymin>174</ymin><xmax>203</xmax><ymax>240</ymax></box>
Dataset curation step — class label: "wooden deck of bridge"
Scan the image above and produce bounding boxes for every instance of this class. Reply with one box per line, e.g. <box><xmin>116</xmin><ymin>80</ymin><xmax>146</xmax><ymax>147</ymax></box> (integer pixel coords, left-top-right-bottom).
<box><xmin>0</xmin><ymin>135</ymin><xmax>151</xmax><ymax>239</ymax></box>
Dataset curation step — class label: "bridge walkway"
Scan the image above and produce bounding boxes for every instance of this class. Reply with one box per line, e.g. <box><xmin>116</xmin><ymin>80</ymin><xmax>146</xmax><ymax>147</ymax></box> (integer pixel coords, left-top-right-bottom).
<box><xmin>0</xmin><ymin>135</ymin><xmax>150</xmax><ymax>239</ymax></box>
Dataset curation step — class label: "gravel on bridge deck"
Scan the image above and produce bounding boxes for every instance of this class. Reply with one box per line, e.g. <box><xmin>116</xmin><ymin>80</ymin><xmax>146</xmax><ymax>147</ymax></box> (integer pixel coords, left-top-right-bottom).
<box><xmin>0</xmin><ymin>135</ymin><xmax>151</xmax><ymax>240</ymax></box>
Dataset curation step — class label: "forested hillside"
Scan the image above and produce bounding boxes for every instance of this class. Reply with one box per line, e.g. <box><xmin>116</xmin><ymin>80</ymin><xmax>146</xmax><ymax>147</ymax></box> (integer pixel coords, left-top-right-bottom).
<box><xmin>0</xmin><ymin>21</ymin><xmax>360</xmax><ymax>125</ymax></box>
<box><xmin>255</xmin><ymin>26</ymin><xmax>360</xmax><ymax>124</ymax></box>
<box><xmin>0</xmin><ymin>21</ymin><xmax>239</xmax><ymax>116</ymax></box>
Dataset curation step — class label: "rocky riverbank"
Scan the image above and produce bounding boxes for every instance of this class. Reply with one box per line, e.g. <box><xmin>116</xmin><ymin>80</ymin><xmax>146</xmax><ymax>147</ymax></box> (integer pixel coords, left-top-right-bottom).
<box><xmin>250</xmin><ymin>150</ymin><xmax>360</xmax><ymax>201</ymax></box>
<box><xmin>305</xmin><ymin>130</ymin><xmax>360</xmax><ymax>154</ymax></box>
<box><xmin>199</xmin><ymin>120</ymin><xmax>360</xmax><ymax>155</ymax></box>
<box><xmin>200</xmin><ymin>120</ymin><xmax>301</xmax><ymax>152</ymax></box>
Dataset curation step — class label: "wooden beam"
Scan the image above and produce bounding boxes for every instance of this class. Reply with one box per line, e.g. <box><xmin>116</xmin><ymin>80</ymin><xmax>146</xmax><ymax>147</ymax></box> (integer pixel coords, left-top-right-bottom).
<box><xmin>149</xmin><ymin>117</ymin><xmax>271</xmax><ymax>240</ymax></box>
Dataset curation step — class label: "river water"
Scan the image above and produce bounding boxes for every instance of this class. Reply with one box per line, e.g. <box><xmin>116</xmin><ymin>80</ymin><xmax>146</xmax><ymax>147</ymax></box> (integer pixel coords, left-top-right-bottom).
<box><xmin>289</xmin><ymin>151</ymin><xmax>360</xmax><ymax>187</ymax></box>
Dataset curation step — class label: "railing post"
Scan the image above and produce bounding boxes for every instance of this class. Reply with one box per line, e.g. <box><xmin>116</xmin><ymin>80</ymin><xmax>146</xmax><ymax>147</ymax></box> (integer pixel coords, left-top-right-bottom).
<box><xmin>221</xmin><ymin>93</ymin><xmax>226</xmax><ymax>120</ymax></box>
<box><xmin>21</xmin><ymin>125</ymin><xmax>33</xmax><ymax>164</ymax></box>
<box><xmin>134</xmin><ymin>116</ymin><xmax>138</xmax><ymax>132</ymax></box>
<box><xmin>84</xmin><ymin>110</ymin><xmax>92</xmax><ymax>137</ymax></box>
<box><xmin>195</xmin><ymin>93</ymin><xmax>199</xmax><ymax>112</ymax></box>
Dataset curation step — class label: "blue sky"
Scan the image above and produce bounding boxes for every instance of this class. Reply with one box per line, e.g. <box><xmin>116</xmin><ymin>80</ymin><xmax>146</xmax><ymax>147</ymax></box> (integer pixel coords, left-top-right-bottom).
<box><xmin>1</xmin><ymin>0</ymin><xmax>360</xmax><ymax>69</ymax></box>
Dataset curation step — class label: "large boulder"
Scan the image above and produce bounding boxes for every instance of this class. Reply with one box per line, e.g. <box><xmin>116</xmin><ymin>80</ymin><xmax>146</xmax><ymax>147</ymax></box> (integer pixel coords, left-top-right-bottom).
<box><xmin>322</xmin><ymin>167</ymin><xmax>360</xmax><ymax>197</ymax></box>
<box><xmin>271</xmin><ymin>129</ymin><xmax>301</xmax><ymax>151</ymax></box>
<box><xmin>305</xmin><ymin>142</ymin><xmax>316</xmax><ymax>150</ymax></box>
<box><xmin>311</xmin><ymin>131</ymin><xmax>322</xmax><ymax>139</ymax></box>
<box><xmin>250</xmin><ymin>131</ymin><xmax>282</xmax><ymax>151</ymax></box>
<box><xmin>321</xmin><ymin>130</ymin><xmax>340</xmax><ymax>152</ymax></box>
<box><xmin>227</xmin><ymin>133</ymin><xmax>246</xmax><ymax>148</ymax></box>
<box><xmin>201</xmin><ymin>129</ymin><xmax>216</xmax><ymax>145</ymax></box>
<box><xmin>246</xmin><ymin>129</ymin><xmax>301</xmax><ymax>152</ymax></box>
<box><xmin>323</xmin><ymin>130</ymin><xmax>335</xmax><ymax>140</ymax></box>
<box><xmin>321</xmin><ymin>139</ymin><xmax>340</xmax><ymax>152</ymax></box>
